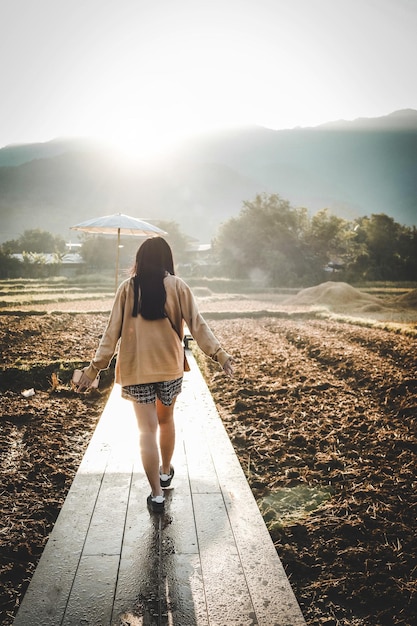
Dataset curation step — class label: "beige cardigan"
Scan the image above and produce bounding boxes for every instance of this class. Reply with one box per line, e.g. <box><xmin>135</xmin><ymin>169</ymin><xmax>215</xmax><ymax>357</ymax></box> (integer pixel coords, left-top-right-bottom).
<box><xmin>84</xmin><ymin>274</ymin><xmax>231</xmax><ymax>386</ymax></box>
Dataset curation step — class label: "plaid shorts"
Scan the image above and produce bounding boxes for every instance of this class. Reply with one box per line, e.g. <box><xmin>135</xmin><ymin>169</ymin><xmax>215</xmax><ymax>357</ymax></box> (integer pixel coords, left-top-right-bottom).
<box><xmin>121</xmin><ymin>378</ymin><xmax>183</xmax><ymax>406</ymax></box>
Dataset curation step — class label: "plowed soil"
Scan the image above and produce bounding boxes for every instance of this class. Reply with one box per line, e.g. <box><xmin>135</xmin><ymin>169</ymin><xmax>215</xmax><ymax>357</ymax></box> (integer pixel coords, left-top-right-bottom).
<box><xmin>202</xmin><ymin>317</ymin><xmax>417</xmax><ymax>626</ymax></box>
<box><xmin>1</xmin><ymin>285</ymin><xmax>417</xmax><ymax>625</ymax></box>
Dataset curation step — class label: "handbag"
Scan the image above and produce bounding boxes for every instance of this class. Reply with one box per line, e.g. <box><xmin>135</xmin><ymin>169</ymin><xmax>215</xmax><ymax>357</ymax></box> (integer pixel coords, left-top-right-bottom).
<box><xmin>183</xmin><ymin>352</ymin><xmax>191</xmax><ymax>372</ymax></box>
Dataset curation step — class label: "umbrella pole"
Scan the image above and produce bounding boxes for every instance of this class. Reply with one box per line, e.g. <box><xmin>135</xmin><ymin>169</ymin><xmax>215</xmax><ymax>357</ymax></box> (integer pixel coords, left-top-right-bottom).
<box><xmin>115</xmin><ymin>228</ymin><xmax>120</xmax><ymax>292</ymax></box>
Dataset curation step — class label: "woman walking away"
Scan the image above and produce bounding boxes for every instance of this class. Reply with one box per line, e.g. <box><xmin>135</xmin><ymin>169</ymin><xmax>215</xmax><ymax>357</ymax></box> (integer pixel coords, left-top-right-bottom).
<box><xmin>76</xmin><ymin>237</ymin><xmax>234</xmax><ymax>513</ymax></box>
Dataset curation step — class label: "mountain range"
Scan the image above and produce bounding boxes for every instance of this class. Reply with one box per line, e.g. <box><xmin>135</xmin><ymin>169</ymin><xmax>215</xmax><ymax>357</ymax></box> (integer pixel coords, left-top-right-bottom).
<box><xmin>0</xmin><ymin>109</ymin><xmax>416</xmax><ymax>244</ymax></box>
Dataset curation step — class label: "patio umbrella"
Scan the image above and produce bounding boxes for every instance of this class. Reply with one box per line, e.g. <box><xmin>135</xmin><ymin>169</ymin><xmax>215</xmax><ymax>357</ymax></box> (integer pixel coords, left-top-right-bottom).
<box><xmin>70</xmin><ymin>213</ymin><xmax>167</xmax><ymax>291</ymax></box>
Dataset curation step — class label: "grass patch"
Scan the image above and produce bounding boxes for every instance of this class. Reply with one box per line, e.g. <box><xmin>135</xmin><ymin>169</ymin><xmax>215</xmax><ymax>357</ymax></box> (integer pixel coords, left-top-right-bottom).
<box><xmin>258</xmin><ymin>485</ymin><xmax>333</xmax><ymax>532</ymax></box>
<box><xmin>318</xmin><ymin>310</ymin><xmax>417</xmax><ymax>337</ymax></box>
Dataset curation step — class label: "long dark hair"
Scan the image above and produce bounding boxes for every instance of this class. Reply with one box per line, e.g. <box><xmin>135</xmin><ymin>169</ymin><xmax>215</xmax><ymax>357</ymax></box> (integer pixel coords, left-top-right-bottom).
<box><xmin>131</xmin><ymin>237</ymin><xmax>175</xmax><ymax>319</ymax></box>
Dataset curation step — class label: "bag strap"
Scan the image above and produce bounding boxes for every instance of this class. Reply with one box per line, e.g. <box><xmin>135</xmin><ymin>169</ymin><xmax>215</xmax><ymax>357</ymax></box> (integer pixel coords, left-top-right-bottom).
<box><xmin>165</xmin><ymin>313</ymin><xmax>181</xmax><ymax>341</ymax></box>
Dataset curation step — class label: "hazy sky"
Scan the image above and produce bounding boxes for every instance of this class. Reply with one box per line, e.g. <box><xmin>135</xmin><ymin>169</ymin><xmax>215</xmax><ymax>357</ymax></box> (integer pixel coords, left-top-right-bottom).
<box><xmin>1</xmin><ymin>0</ymin><xmax>416</xmax><ymax>154</ymax></box>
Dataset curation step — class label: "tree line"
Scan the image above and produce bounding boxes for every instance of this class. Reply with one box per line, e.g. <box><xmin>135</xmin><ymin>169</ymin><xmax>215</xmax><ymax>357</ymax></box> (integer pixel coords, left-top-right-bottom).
<box><xmin>213</xmin><ymin>194</ymin><xmax>417</xmax><ymax>286</ymax></box>
<box><xmin>1</xmin><ymin>194</ymin><xmax>416</xmax><ymax>285</ymax></box>
<box><xmin>0</xmin><ymin>221</ymin><xmax>190</xmax><ymax>279</ymax></box>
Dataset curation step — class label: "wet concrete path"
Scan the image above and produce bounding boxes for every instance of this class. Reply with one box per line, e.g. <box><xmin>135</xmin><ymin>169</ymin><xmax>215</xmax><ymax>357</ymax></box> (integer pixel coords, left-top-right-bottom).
<box><xmin>14</xmin><ymin>351</ymin><xmax>306</xmax><ymax>625</ymax></box>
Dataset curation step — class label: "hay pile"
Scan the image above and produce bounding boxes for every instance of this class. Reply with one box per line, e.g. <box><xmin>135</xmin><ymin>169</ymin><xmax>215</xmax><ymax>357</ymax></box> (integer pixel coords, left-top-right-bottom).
<box><xmin>394</xmin><ymin>288</ymin><xmax>417</xmax><ymax>309</ymax></box>
<box><xmin>284</xmin><ymin>281</ymin><xmax>388</xmax><ymax>313</ymax></box>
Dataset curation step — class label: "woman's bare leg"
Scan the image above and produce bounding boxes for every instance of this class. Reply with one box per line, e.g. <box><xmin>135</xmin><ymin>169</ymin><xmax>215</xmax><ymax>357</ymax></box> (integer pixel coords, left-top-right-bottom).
<box><xmin>133</xmin><ymin>402</ymin><xmax>163</xmax><ymax>498</ymax></box>
<box><xmin>157</xmin><ymin>398</ymin><xmax>176</xmax><ymax>475</ymax></box>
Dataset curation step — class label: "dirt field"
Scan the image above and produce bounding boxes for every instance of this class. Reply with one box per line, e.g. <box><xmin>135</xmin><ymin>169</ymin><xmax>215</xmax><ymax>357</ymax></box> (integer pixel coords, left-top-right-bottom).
<box><xmin>1</xmin><ymin>283</ymin><xmax>417</xmax><ymax>625</ymax></box>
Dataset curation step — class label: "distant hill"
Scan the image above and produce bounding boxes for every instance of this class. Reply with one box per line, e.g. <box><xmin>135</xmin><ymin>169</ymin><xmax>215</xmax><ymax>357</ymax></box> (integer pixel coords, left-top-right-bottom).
<box><xmin>1</xmin><ymin>109</ymin><xmax>416</xmax><ymax>243</ymax></box>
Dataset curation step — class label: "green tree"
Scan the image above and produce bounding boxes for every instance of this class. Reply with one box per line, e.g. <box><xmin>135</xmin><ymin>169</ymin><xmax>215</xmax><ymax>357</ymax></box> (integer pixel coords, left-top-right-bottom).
<box><xmin>79</xmin><ymin>236</ymin><xmax>118</xmax><ymax>271</ymax></box>
<box><xmin>305</xmin><ymin>209</ymin><xmax>355</xmax><ymax>268</ymax></box>
<box><xmin>0</xmin><ymin>249</ymin><xmax>22</xmax><ymax>278</ymax></box>
<box><xmin>397</xmin><ymin>225</ymin><xmax>417</xmax><ymax>281</ymax></box>
<box><xmin>213</xmin><ymin>193</ymin><xmax>312</xmax><ymax>286</ymax></box>
<box><xmin>350</xmin><ymin>214</ymin><xmax>409</xmax><ymax>280</ymax></box>
<box><xmin>155</xmin><ymin>220</ymin><xmax>192</xmax><ymax>264</ymax></box>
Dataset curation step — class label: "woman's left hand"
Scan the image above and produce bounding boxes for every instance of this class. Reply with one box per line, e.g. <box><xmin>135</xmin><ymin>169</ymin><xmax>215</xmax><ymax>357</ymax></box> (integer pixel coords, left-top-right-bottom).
<box><xmin>223</xmin><ymin>357</ymin><xmax>234</xmax><ymax>377</ymax></box>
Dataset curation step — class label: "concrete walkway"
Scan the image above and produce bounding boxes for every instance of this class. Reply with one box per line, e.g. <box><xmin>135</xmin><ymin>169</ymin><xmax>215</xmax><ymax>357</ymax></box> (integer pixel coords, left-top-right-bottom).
<box><xmin>14</xmin><ymin>350</ymin><xmax>306</xmax><ymax>625</ymax></box>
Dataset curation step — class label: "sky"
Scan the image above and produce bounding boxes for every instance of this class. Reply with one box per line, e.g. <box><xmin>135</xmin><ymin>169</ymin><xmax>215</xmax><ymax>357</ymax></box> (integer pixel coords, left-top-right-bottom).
<box><xmin>1</xmin><ymin>0</ymin><xmax>417</xmax><ymax>156</ymax></box>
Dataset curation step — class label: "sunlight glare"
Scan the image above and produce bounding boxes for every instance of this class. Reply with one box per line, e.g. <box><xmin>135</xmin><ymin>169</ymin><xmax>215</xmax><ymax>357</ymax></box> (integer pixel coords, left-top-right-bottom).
<box><xmin>69</xmin><ymin>10</ymin><xmax>344</xmax><ymax>159</ymax></box>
